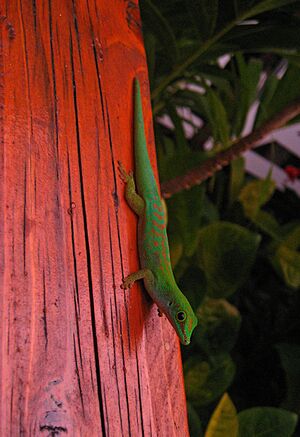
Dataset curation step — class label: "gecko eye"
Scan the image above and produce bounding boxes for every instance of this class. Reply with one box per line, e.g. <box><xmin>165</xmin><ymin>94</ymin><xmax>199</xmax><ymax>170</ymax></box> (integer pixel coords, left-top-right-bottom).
<box><xmin>176</xmin><ymin>311</ymin><xmax>186</xmax><ymax>322</ymax></box>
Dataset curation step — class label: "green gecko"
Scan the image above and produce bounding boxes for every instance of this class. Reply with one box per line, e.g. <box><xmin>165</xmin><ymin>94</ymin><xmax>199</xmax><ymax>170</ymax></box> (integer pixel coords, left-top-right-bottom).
<box><xmin>118</xmin><ymin>78</ymin><xmax>198</xmax><ymax>345</ymax></box>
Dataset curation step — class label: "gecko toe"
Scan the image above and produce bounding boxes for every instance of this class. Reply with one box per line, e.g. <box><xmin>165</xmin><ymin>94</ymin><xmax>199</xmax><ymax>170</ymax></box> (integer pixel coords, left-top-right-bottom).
<box><xmin>117</xmin><ymin>160</ymin><xmax>131</xmax><ymax>183</ymax></box>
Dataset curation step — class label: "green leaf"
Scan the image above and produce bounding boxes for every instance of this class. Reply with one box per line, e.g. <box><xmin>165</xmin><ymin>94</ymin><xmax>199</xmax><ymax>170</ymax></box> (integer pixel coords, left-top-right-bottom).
<box><xmin>167</xmin><ymin>185</ymin><xmax>205</xmax><ymax>258</ymax></box>
<box><xmin>184</xmin><ymin>357</ymin><xmax>210</xmax><ymax>407</ymax></box>
<box><xmin>141</xmin><ymin>0</ymin><xmax>178</xmax><ymax>66</ymax></box>
<box><xmin>170</xmin><ymin>88</ymin><xmax>209</xmax><ymax>120</ymax></box>
<box><xmin>269</xmin><ymin>225</ymin><xmax>300</xmax><ymax>288</ymax></box>
<box><xmin>233</xmin><ymin>55</ymin><xmax>263</xmax><ymax>136</ymax></box>
<box><xmin>284</xmin><ymin>53</ymin><xmax>300</xmax><ymax>69</ymax></box>
<box><xmin>166</xmin><ymin>103</ymin><xmax>189</xmax><ymax>150</ymax></box>
<box><xmin>151</xmin><ymin>0</ymin><xmax>299</xmax><ymax>100</ymax></box>
<box><xmin>169</xmin><ymin>232</ymin><xmax>183</xmax><ymax>269</ymax></box>
<box><xmin>237</xmin><ymin>176</ymin><xmax>281</xmax><ymax>239</ymax></box>
<box><xmin>233</xmin><ymin>54</ymin><xmax>263</xmax><ymax>136</ymax></box>
<box><xmin>179</xmin><ymin>267</ymin><xmax>207</xmax><ymax>310</ymax></box>
<box><xmin>224</xmin><ymin>23</ymin><xmax>300</xmax><ymax>54</ymax></box>
<box><xmin>201</xmin><ymin>194</ymin><xmax>220</xmax><ymax>225</ymax></box>
<box><xmin>157</xmin><ymin>131</ymin><xmax>206</xmax><ymax>182</ymax></box>
<box><xmin>187</xmin><ymin>402</ymin><xmax>204</xmax><ymax>437</ymax></box>
<box><xmin>254</xmin><ymin>73</ymin><xmax>280</xmax><ymax>129</ymax></box>
<box><xmin>255</xmin><ymin>65</ymin><xmax>300</xmax><ymax>128</ymax></box>
<box><xmin>270</xmin><ymin>245</ymin><xmax>300</xmax><ymax>288</ymax></box>
<box><xmin>240</xmin><ymin>0</ymin><xmax>300</xmax><ymax>18</ymax></box>
<box><xmin>202</xmin><ymin>88</ymin><xmax>231</xmax><ymax>147</ymax></box>
<box><xmin>143</xmin><ymin>32</ymin><xmax>156</xmax><ymax>87</ymax></box>
<box><xmin>195</xmin><ymin>298</ymin><xmax>241</xmax><ymax>355</ymax></box>
<box><xmin>282</xmin><ymin>224</ymin><xmax>300</xmax><ymax>249</ymax></box>
<box><xmin>238</xmin><ymin>407</ymin><xmax>298</xmax><ymax>437</ymax></box>
<box><xmin>229</xmin><ymin>157</ymin><xmax>245</xmax><ymax>205</ymax></box>
<box><xmin>185</xmin><ymin>0</ymin><xmax>219</xmax><ymax>40</ymax></box>
<box><xmin>250</xmin><ymin>210</ymin><xmax>281</xmax><ymax>240</ymax></box>
<box><xmin>238</xmin><ymin>175</ymin><xmax>276</xmax><ymax>219</ymax></box>
<box><xmin>185</xmin><ymin>354</ymin><xmax>235</xmax><ymax>407</ymax></box>
<box><xmin>197</xmin><ymin>222</ymin><xmax>261</xmax><ymax>298</ymax></box>
<box><xmin>205</xmin><ymin>393</ymin><xmax>238</xmax><ymax>437</ymax></box>
<box><xmin>191</xmin><ymin>66</ymin><xmax>234</xmax><ymax>96</ymax></box>
<box><xmin>276</xmin><ymin>343</ymin><xmax>300</xmax><ymax>413</ymax></box>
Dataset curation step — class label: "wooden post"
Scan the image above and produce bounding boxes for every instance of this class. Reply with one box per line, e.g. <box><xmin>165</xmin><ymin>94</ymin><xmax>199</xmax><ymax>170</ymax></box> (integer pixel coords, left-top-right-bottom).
<box><xmin>0</xmin><ymin>1</ymin><xmax>189</xmax><ymax>435</ymax></box>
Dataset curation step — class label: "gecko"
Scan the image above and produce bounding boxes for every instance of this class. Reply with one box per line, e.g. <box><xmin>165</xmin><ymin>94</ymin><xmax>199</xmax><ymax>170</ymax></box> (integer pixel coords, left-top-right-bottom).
<box><xmin>118</xmin><ymin>78</ymin><xmax>198</xmax><ymax>345</ymax></box>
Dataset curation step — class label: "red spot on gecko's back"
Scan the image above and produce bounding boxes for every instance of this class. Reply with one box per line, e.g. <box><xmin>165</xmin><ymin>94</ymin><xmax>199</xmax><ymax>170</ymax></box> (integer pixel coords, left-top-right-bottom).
<box><xmin>151</xmin><ymin>227</ymin><xmax>163</xmax><ymax>238</ymax></box>
<box><xmin>152</xmin><ymin>221</ymin><xmax>164</xmax><ymax>230</ymax></box>
<box><xmin>153</xmin><ymin>210</ymin><xmax>164</xmax><ymax>221</ymax></box>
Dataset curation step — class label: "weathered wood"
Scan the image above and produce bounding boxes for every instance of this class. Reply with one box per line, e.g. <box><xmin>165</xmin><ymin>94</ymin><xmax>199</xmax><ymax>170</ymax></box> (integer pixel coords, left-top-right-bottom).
<box><xmin>0</xmin><ymin>1</ymin><xmax>189</xmax><ymax>435</ymax></box>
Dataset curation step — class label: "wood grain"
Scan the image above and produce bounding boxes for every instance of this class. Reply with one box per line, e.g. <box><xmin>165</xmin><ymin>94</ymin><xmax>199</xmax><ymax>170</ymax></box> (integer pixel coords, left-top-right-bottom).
<box><xmin>0</xmin><ymin>1</ymin><xmax>189</xmax><ymax>436</ymax></box>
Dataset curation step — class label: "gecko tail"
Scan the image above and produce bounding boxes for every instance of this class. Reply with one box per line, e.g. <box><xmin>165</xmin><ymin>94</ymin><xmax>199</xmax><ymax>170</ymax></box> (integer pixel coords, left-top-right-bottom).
<box><xmin>134</xmin><ymin>78</ymin><xmax>159</xmax><ymax>197</ymax></box>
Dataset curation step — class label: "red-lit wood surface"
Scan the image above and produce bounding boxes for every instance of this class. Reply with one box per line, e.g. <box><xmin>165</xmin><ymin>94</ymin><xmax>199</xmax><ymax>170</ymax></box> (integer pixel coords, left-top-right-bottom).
<box><xmin>0</xmin><ymin>1</ymin><xmax>189</xmax><ymax>435</ymax></box>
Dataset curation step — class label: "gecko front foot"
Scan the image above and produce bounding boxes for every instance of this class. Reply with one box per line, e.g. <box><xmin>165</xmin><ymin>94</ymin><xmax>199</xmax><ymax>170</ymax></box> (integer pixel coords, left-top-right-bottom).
<box><xmin>120</xmin><ymin>269</ymin><xmax>152</xmax><ymax>290</ymax></box>
<box><xmin>120</xmin><ymin>276</ymin><xmax>133</xmax><ymax>290</ymax></box>
<box><xmin>157</xmin><ymin>308</ymin><xmax>163</xmax><ymax>317</ymax></box>
<box><xmin>118</xmin><ymin>160</ymin><xmax>133</xmax><ymax>184</ymax></box>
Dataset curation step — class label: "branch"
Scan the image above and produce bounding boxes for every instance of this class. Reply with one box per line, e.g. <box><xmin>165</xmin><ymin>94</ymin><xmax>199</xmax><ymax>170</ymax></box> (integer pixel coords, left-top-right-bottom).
<box><xmin>161</xmin><ymin>98</ymin><xmax>300</xmax><ymax>198</ymax></box>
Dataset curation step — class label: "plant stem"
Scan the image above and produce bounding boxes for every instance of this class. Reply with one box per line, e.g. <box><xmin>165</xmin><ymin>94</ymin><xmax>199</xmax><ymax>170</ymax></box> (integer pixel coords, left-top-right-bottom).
<box><xmin>161</xmin><ymin>98</ymin><xmax>300</xmax><ymax>198</ymax></box>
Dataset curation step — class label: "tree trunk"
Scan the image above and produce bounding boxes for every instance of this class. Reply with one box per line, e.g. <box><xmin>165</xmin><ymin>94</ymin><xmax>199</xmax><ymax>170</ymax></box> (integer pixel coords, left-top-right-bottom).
<box><xmin>0</xmin><ymin>1</ymin><xmax>189</xmax><ymax>435</ymax></box>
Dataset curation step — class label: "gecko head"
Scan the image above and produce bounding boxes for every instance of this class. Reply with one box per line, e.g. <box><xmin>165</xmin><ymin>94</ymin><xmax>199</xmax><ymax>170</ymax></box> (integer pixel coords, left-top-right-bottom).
<box><xmin>166</xmin><ymin>299</ymin><xmax>198</xmax><ymax>346</ymax></box>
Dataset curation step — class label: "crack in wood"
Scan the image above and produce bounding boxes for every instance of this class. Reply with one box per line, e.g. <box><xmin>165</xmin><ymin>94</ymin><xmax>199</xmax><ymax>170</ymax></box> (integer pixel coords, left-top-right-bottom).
<box><xmin>69</xmin><ymin>31</ymin><xmax>107</xmax><ymax>437</ymax></box>
<box><xmin>0</xmin><ymin>15</ymin><xmax>16</xmax><ymax>39</ymax></box>
<box><xmin>39</xmin><ymin>424</ymin><xmax>68</xmax><ymax>435</ymax></box>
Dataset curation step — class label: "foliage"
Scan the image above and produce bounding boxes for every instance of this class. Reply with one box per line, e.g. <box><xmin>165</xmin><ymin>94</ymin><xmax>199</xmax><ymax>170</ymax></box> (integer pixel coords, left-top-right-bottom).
<box><xmin>197</xmin><ymin>222</ymin><xmax>261</xmax><ymax>297</ymax></box>
<box><xmin>204</xmin><ymin>393</ymin><xmax>297</xmax><ymax>437</ymax></box>
<box><xmin>205</xmin><ymin>393</ymin><xmax>238</xmax><ymax>437</ymax></box>
<box><xmin>185</xmin><ymin>354</ymin><xmax>236</xmax><ymax>407</ymax></box>
<box><xmin>140</xmin><ymin>0</ymin><xmax>300</xmax><ymax>435</ymax></box>
<box><xmin>238</xmin><ymin>407</ymin><xmax>297</xmax><ymax>436</ymax></box>
<box><xmin>205</xmin><ymin>393</ymin><xmax>239</xmax><ymax>437</ymax></box>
